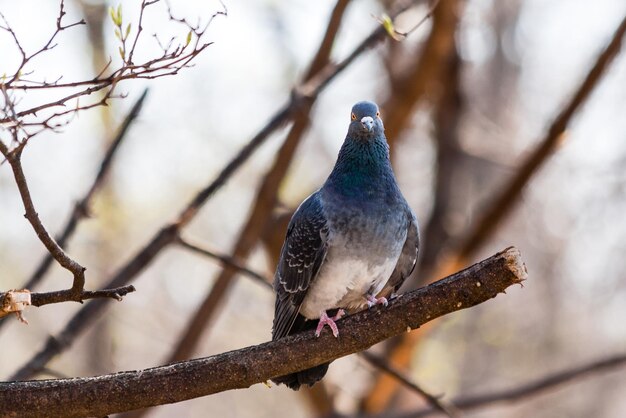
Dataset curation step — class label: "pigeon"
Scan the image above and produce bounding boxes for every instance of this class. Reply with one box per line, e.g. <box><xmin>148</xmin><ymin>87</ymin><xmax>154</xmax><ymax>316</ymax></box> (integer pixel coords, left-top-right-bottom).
<box><xmin>271</xmin><ymin>101</ymin><xmax>420</xmax><ymax>390</ymax></box>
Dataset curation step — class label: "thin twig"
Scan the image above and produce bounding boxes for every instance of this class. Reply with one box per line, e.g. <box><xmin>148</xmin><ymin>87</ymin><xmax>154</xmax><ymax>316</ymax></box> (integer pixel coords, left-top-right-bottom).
<box><xmin>0</xmin><ymin>285</ymin><xmax>136</xmax><ymax>310</ymax></box>
<box><xmin>0</xmin><ymin>145</ymin><xmax>86</xmax><ymax>298</ymax></box>
<box><xmin>0</xmin><ymin>1</ymin><xmax>223</xmax><ymax>143</ymax></box>
<box><xmin>361</xmin><ymin>351</ymin><xmax>461</xmax><ymax>418</ymax></box>
<box><xmin>31</xmin><ymin>285</ymin><xmax>136</xmax><ymax>306</ymax></box>
<box><xmin>385</xmin><ymin>353</ymin><xmax>626</xmax><ymax>418</ymax></box>
<box><xmin>176</xmin><ymin>236</ymin><xmax>271</xmax><ymax>288</ymax></box>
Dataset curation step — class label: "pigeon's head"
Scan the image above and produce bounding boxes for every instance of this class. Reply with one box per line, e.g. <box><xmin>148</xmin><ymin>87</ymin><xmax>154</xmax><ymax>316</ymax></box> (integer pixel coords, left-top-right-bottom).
<box><xmin>348</xmin><ymin>101</ymin><xmax>384</xmax><ymax>139</ymax></box>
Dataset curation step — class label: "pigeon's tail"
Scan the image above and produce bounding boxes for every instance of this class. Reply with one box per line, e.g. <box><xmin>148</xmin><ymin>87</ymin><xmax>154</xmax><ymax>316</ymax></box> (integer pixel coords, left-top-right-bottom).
<box><xmin>271</xmin><ymin>314</ymin><xmax>330</xmax><ymax>390</ymax></box>
<box><xmin>272</xmin><ymin>362</ymin><xmax>330</xmax><ymax>390</ymax></box>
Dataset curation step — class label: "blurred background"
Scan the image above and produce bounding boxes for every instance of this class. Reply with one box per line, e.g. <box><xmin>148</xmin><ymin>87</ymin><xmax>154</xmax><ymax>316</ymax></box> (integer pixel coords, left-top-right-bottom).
<box><xmin>1</xmin><ymin>0</ymin><xmax>626</xmax><ymax>417</ymax></box>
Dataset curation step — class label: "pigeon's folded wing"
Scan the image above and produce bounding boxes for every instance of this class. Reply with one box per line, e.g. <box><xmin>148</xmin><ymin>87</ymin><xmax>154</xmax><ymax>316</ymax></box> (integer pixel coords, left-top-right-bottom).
<box><xmin>272</xmin><ymin>192</ymin><xmax>329</xmax><ymax>340</ymax></box>
<box><xmin>381</xmin><ymin>209</ymin><xmax>419</xmax><ymax>297</ymax></box>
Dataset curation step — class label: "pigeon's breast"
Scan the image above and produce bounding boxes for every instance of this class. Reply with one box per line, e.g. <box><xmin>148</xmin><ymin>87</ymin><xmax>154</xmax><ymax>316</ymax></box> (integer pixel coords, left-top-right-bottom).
<box><xmin>299</xmin><ymin>198</ymin><xmax>408</xmax><ymax>319</ymax></box>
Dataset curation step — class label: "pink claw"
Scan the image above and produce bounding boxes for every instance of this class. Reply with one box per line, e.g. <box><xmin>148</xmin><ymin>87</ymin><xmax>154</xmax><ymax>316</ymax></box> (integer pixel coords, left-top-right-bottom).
<box><xmin>315</xmin><ymin>309</ymin><xmax>345</xmax><ymax>338</ymax></box>
<box><xmin>366</xmin><ymin>295</ymin><xmax>388</xmax><ymax>308</ymax></box>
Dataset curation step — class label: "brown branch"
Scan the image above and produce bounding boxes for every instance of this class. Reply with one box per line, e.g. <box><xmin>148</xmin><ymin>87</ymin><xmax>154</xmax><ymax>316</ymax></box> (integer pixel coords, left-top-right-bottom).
<box><xmin>0</xmin><ymin>284</ymin><xmax>135</xmax><ymax>323</ymax></box>
<box><xmin>361</xmin><ymin>352</ymin><xmax>460</xmax><ymax>418</ymax></box>
<box><xmin>0</xmin><ymin>285</ymin><xmax>136</xmax><ymax>310</ymax></box>
<box><xmin>0</xmin><ymin>145</ymin><xmax>86</xmax><ymax>298</ymax></box>
<box><xmin>30</xmin><ymin>285</ymin><xmax>136</xmax><ymax>306</ymax></box>
<box><xmin>176</xmin><ymin>236</ymin><xmax>271</xmax><ymax>288</ymax></box>
<box><xmin>177</xmin><ymin>231</ymin><xmax>464</xmax><ymax>414</ymax></box>
<box><xmin>0</xmin><ymin>248</ymin><xmax>526</xmax><ymax>418</ymax></box>
<box><xmin>8</xmin><ymin>0</ymin><xmax>430</xmax><ymax>381</ymax></box>
<box><xmin>25</xmin><ymin>90</ymin><xmax>147</xmax><ymax>290</ymax></box>
<box><xmin>381</xmin><ymin>353</ymin><xmax>626</xmax><ymax>418</ymax></box>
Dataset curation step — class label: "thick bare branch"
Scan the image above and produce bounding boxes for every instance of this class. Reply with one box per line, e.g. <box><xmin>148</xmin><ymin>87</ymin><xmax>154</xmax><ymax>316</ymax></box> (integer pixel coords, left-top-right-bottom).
<box><xmin>0</xmin><ymin>247</ymin><xmax>526</xmax><ymax>418</ymax></box>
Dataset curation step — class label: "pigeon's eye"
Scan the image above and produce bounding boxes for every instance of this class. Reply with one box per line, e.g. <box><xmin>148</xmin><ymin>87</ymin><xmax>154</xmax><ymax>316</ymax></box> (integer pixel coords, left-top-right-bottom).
<box><xmin>376</xmin><ymin>111</ymin><xmax>380</xmax><ymax>117</ymax></box>
<box><xmin>351</xmin><ymin>113</ymin><xmax>356</xmax><ymax>120</ymax></box>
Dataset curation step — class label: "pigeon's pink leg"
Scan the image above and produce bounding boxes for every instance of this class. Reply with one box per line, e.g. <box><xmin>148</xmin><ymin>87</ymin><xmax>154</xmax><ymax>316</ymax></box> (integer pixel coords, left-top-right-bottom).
<box><xmin>315</xmin><ymin>309</ymin><xmax>345</xmax><ymax>338</ymax></box>
<box><xmin>366</xmin><ymin>294</ymin><xmax>388</xmax><ymax>308</ymax></box>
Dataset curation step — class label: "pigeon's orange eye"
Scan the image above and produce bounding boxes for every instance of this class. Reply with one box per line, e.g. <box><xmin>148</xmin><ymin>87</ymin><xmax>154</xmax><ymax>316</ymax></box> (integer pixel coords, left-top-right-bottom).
<box><xmin>376</xmin><ymin>111</ymin><xmax>380</xmax><ymax>117</ymax></box>
<box><xmin>351</xmin><ymin>113</ymin><xmax>356</xmax><ymax>120</ymax></box>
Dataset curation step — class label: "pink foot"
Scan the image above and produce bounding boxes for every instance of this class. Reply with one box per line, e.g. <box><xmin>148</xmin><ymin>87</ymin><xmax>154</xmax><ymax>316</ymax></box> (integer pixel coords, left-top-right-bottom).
<box><xmin>366</xmin><ymin>294</ymin><xmax>388</xmax><ymax>308</ymax></box>
<box><xmin>315</xmin><ymin>309</ymin><xmax>345</xmax><ymax>338</ymax></box>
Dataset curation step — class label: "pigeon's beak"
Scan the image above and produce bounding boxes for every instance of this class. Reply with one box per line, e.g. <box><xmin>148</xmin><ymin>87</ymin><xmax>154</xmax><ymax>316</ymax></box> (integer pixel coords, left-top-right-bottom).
<box><xmin>361</xmin><ymin>116</ymin><xmax>374</xmax><ymax>132</ymax></box>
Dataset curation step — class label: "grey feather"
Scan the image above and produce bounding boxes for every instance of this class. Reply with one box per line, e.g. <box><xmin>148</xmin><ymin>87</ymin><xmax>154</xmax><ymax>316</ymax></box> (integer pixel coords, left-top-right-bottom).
<box><xmin>380</xmin><ymin>210</ymin><xmax>420</xmax><ymax>297</ymax></box>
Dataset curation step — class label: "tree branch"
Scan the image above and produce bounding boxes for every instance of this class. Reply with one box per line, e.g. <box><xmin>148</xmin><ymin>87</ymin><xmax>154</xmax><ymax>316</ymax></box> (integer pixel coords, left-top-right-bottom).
<box><xmin>383</xmin><ymin>353</ymin><xmax>626</xmax><ymax>418</ymax></box>
<box><xmin>440</xmin><ymin>11</ymin><xmax>626</xmax><ymax>278</ymax></box>
<box><xmin>0</xmin><ymin>0</ymin><xmax>224</xmax><ymax>143</ymax></box>
<box><xmin>0</xmin><ymin>247</ymin><xmax>526</xmax><ymax>418</ymax></box>
<box><xmin>0</xmin><ymin>285</ymin><xmax>135</xmax><ymax>313</ymax></box>
<box><xmin>22</xmin><ymin>89</ymin><xmax>147</xmax><ymax>291</ymax></box>
<box><xmin>361</xmin><ymin>352</ymin><xmax>460</xmax><ymax>418</ymax></box>
<box><xmin>30</xmin><ymin>285</ymin><xmax>136</xmax><ymax>306</ymax></box>
<box><xmin>0</xmin><ymin>145</ymin><xmax>86</xmax><ymax>298</ymax></box>
<box><xmin>176</xmin><ymin>236</ymin><xmax>271</xmax><ymax>288</ymax></box>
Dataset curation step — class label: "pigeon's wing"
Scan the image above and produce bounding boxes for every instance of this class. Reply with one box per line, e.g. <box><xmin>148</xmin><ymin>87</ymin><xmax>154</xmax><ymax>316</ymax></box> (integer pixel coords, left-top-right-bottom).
<box><xmin>272</xmin><ymin>192</ymin><xmax>329</xmax><ymax>340</ymax></box>
<box><xmin>381</xmin><ymin>209</ymin><xmax>419</xmax><ymax>297</ymax></box>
